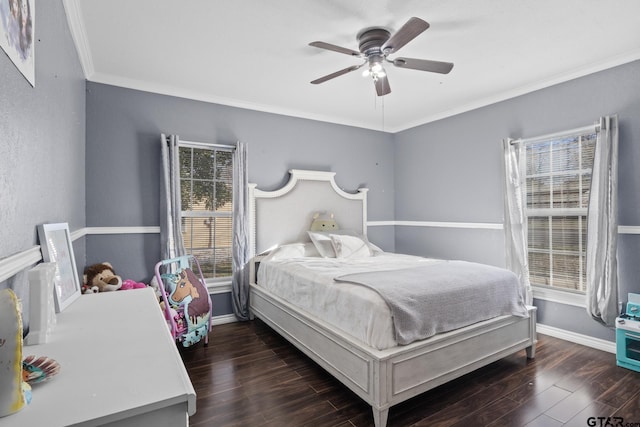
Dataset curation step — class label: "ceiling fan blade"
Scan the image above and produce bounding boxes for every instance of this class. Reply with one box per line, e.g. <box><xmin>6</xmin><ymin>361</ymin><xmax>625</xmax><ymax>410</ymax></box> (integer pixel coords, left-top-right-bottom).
<box><xmin>310</xmin><ymin>64</ymin><xmax>362</xmax><ymax>84</ymax></box>
<box><xmin>309</xmin><ymin>41</ymin><xmax>361</xmax><ymax>57</ymax></box>
<box><xmin>392</xmin><ymin>57</ymin><xmax>454</xmax><ymax>74</ymax></box>
<box><xmin>381</xmin><ymin>17</ymin><xmax>430</xmax><ymax>54</ymax></box>
<box><xmin>374</xmin><ymin>76</ymin><xmax>391</xmax><ymax>96</ymax></box>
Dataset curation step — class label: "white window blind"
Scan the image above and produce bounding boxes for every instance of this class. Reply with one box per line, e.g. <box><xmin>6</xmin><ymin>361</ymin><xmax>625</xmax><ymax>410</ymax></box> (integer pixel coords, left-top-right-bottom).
<box><xmin>179</xmin><ymin>143</ymin><xmax>234</xmax><ymax>280</ymax></box>
<box><xmin>522</xmin><ymin>127</ymin><xmax>596</xmax><ymax>292</ymax></box>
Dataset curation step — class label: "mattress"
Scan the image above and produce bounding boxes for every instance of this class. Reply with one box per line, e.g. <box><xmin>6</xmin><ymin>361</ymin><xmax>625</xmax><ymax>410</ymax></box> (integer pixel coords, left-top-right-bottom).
<box><xmin>257</xmin><ymin>252</ymin><xmax>438</xmax><ymax>350</ymax></box>
<box><xmin>257</xmin><ymin>251</ymin><xmax>529</xmax><ymax>350</ymax></box>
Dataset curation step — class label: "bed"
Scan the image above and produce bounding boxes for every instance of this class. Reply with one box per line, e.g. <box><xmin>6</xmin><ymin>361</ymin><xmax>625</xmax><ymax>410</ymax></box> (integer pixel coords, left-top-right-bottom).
<box><xmin>248</xmin><ymin>169</ymin><xmax>536</xmax><ymax>427</ymax></box>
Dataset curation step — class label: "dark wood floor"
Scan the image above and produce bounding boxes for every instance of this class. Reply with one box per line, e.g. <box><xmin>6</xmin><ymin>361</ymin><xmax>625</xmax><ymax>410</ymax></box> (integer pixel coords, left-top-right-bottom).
<box><xmin>179</xmin><ymin>320</ymin><xmax>640</xmax><ymax>427</ymax></box>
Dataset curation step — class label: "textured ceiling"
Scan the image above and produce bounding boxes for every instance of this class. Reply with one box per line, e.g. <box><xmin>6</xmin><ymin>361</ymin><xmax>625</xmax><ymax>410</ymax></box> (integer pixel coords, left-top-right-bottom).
<box><xmin>64</xmin><ymin>0</ymin><xmax>640</xmax><ymax>132</ymax></box>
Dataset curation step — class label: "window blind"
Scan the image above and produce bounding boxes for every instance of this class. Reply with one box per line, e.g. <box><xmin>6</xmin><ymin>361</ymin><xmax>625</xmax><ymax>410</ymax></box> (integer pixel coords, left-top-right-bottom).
<box><xmin>522</xmin><ymin>129</ymin><xmax>596</xmax><ymax>292</ymax></box>
<box><xmin>179</xmin><ymin>145</ymin><xmax>234</xmax><ymax>279</ymax></box>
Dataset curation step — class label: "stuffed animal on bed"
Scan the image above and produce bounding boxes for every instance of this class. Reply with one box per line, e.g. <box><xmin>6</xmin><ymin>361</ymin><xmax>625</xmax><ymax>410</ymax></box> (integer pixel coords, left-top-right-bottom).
<box><xmin>310</xmin><ymin>212</ymin><xmax>339</xmax><ymax>231</ymax></box>
<box><xmin>83</xmin><ymin>262</ymin><xmax>122</xmax><ymax>293</ymax></box>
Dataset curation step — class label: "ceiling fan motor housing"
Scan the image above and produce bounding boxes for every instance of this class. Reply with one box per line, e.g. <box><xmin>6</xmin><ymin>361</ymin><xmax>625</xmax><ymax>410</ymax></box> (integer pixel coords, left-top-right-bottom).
<box><xmin>357</xmin><ymin>27</ymin><xmax>390</xmax><ymax>56</ymax></box>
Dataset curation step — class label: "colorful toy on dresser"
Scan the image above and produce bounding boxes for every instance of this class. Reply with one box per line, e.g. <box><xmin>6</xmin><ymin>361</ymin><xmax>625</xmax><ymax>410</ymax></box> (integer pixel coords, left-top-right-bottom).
<box><xmin>0</xmin><ymin>289</ymin><xmax>31</xmax><ymax>418</ymax></box>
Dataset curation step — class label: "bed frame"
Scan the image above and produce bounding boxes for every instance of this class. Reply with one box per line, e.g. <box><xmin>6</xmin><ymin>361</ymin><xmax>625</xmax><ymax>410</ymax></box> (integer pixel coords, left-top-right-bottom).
<box><xmin>248</xmin><ymin>169</ymin><xmax>536</xmax><ymax>427</ymax></box>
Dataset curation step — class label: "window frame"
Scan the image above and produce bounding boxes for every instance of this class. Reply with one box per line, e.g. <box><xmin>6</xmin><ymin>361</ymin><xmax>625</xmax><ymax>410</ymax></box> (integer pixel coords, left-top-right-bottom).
<box><xmin>178</xmin><ymin>140</ymin><xmax>235</xmax><ymax>289</ymax></box>
<box><xmin>518</xmin><ymin>124</ymin><xmax>598</xmax><ymax>303</ymax></box>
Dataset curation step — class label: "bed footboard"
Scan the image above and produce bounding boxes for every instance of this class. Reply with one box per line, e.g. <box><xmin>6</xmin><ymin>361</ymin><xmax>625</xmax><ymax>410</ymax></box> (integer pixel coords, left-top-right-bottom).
<box><xmin>250</xmin><ymin>284</ymin><xmax>537</xmax><ymax>427</ymax></box>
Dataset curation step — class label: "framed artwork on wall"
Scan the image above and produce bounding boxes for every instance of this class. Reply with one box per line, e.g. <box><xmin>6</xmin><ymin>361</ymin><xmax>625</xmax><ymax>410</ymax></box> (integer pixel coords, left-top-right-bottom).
<box><xmin>0</xmin><ymin>0</ymin><xmax>35</xmax><ymax>86</ymax></box>
<box><xmin>37</xmin><ymin>223</ymin><xmax>81</xmax><ymax>312</ymax></box>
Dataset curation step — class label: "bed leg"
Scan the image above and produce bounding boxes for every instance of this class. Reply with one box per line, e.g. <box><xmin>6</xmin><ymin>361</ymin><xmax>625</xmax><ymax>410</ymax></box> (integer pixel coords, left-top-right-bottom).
<box><xmin>526</xmin><ymin>344</ymin><xmax>536</xmax><ymax>359</ymax></box>
<box><xmin>372</xmin><ymin>407</ymin><xmax>389</xmax><ymax>427</ymax></box>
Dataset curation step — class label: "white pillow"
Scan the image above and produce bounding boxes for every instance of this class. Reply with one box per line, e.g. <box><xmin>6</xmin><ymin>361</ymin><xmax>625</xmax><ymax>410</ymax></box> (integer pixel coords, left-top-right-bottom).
<box><xmin>307</xmin><ymin>229</ymin><xmax>374</xmax><ymax>258</ymax></box>
<box><xmin>329</xmin><ymin>234</ymin><xmax>372</xmax><ymax>259</ymax></box>
<box><xmin>262</xmin><ymin>243</ymin><xmax>305</xmax><ymax>261</ymax></box>
<box><xmin>262</xmin><ymin>243</ymin><xmax>320</xmax><ymax>261</ymax></box>
<box><xmin>307</xmin><ymin>231</ymin><xmax>336</xmax><ymax>258</ymax></box>
<box><xmin>367</xmin><ymin>241</ymin><xmax>384</xmax><ymax>254</ymax></box>
<box><xmin>302</xmin><ymin>242</ymin><xmax>321</xmax><ymax>257</ymax></box>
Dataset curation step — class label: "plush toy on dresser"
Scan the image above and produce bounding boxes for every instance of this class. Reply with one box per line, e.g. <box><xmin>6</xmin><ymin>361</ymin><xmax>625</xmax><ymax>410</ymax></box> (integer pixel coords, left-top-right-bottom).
<box><xmin>82</xmin><ymin>263</ymin><xmax>147</xmax><ymax>294</ymax></box>
<box><xmin>82</xmin><ymin>262</ymin><xmax>123</xmax><ymax>293</ymax></box>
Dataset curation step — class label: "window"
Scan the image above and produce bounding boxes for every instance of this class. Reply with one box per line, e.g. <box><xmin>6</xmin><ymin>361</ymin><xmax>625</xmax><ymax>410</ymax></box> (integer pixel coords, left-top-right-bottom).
<box><xmin>179</xmin><ymin>143</ymin><xmax>234</xmax><ymax>281</ymax></box>
<box><xmin>523</xmin><ymin>128</ymin><xmax>596</xmax><ymax>293</ymax></box>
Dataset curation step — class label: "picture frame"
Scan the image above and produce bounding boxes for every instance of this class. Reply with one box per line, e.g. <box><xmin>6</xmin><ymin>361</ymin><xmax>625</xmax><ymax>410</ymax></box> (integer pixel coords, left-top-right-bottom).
<box><xmin>37</xmin><ymin>223</ymin><xmax>81</xmax><ymax>312</ymax></box>
<box><xmin>0</xmin><ymin>0</ymin><xmax>35</xmax><ymax>86</ymax></box>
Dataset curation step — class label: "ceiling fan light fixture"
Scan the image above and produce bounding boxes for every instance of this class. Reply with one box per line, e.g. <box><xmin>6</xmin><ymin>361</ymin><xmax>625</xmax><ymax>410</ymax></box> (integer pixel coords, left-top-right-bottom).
<box><xmin>363</xmin><ymin>64</ymin><xmax>386</xmax><ymax>80</ymax></box>
<box><xmin>309</xmin><ymin>17</ymin><xmax>453</xmax><ymax>96</ymax></box>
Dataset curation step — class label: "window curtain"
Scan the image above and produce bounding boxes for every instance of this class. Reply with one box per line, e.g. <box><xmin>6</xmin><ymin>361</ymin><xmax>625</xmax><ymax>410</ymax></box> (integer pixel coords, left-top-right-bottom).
<box><xmin>231</xmin><ymin>141</ymin><xmax>250</xmax><ymax>321</ymax></box>
<box><xmin>502</xmin><ymin>138</ymin><xmax>533</xmax><ymax>305</ymax></box>
<box><xmin>160</xmin><ymin>134</ymin><xmax>186</xmax><ymax>261</ymax></box>
<box><xmin>586</xmin><ymin>115</ymin><xmax>619</xmax><ymax>326</ymax></box>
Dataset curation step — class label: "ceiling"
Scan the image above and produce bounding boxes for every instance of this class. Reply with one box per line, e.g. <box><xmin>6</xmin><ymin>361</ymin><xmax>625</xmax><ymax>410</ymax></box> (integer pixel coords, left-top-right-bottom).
<box><xmin>64</xmin><ymin>0</ymin><xmax>640</xmax><ymax>133</ymax></box>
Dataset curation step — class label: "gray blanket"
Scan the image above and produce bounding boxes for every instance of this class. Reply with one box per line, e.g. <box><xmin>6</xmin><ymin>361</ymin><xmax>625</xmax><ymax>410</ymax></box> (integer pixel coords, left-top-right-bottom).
<box><xmin>334</xmin><ymin>260</ymin><xmax>528</xmax><ymax>345</ymax></box>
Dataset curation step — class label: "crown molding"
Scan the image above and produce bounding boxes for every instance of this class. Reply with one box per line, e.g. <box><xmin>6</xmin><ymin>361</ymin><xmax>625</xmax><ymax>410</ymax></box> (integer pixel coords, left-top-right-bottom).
<box><xmin>62</xmin><ymin>0</ymin><xmax>95</xmax><ymax>79</ymax></box>
<box><xmin>87</xmin><ymin>72</ymin><xmax>383</xmax><ymax>132</ymax></box>
<box><xmin>393</xmin><ymin>48</ymin><xmax>640</xmax><ymax>133</ymax></box>
<box><xmin>85</xmin><ymin>50</ymin><xmax>640</xmax><ymax>134</ymax></box>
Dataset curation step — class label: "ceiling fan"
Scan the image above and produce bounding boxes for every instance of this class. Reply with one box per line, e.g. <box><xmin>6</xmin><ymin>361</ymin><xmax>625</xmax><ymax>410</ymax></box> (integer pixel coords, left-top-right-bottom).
<box><xmin>309</xmin><ymin>17</ymin><xmax>453</xmax><ymax>96</ymax></box>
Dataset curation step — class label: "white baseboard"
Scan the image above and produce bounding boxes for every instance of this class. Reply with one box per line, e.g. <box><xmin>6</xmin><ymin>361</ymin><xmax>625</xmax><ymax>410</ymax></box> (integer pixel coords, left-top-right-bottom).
<box><xmin>536</xmin><ymin>323</ymin><xmax>616</xmax><ymax>354</ymax></box>
<box><xmin>211</xmin><ymin>313</ymin><xmax>237</xmax><ymax>326</ymax></box>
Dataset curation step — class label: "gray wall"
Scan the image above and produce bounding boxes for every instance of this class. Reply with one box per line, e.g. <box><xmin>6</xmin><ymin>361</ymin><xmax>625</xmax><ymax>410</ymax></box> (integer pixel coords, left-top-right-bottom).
<box><xmin>85</xmin><ymin>82</ymin><xmax>394</xmax><ymax>313</ymax></box>
<box><xmin>394</xmin><ymin>59</ymin><xmax>640</xmax><ymax>341</ymax></box>
<box><xmin>0</xmin><ymin>0</ymin><xmax>85</xmax><ymax>309</ymax></box>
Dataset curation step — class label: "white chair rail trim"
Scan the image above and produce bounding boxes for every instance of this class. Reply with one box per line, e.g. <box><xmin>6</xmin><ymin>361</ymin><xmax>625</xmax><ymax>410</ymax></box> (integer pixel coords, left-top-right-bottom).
<box><xmin>369</xmin><ymin>221</ymin><xmax>640</xmax><ymax>235</ymax></box>
<box><xmin>0</xmin><ymin>246</ymin><xmax>42</xmax><ymax>283</ymax></box>
<box><xmin>389</xmin><ymin>220</ymin><xmax>503</xmax><ymax>230</ymax></box>
<box><xmin>3</xmin><ymin>223</ymin><xmax>639</xmax><ymax>285</ymax></box>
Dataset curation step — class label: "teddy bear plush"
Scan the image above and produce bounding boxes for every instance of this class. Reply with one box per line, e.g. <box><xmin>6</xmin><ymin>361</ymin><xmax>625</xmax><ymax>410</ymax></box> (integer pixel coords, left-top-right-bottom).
<box><xmin>83</xmin><ymin>262</ymin><xmax>123</xmax><ymax>293</ymax></box>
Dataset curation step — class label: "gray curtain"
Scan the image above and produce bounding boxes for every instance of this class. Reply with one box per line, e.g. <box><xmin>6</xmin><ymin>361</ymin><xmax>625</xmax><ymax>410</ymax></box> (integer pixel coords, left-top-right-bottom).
<box><xmin>586</xmin><ymin>116</ymin><xmax>619</xmax><ymax>326</ymax></box>
<box><xmin>502</xmin><ymin>138</ymin><xmax>533</xmax><ymax>305</ymax></box>
<box><xmin>160</xmin><ymin>134</ymin><xmax>186</xmax><ymax>261</ymax></box>
<box><xmin>231</xmin><ymin>141</ymin><xmax>250</xmax><ymax>320</ymax></box>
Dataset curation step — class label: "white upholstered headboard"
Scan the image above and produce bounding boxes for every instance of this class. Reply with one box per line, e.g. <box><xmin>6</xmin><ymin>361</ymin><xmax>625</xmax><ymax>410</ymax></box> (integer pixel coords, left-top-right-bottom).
<box><xmin>249</xmin><ymin>170</ymin><xmax>368</xmax><ymax>257</ymax></box>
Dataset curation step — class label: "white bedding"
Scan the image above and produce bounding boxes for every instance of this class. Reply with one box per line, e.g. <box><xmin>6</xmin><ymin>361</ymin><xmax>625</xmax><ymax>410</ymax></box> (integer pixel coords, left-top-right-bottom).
<box><xmin>257</xmin><ymin>252</ymin><xmax>438</xmax><ymax>350</ymax></box>
<box><xmin>335</xmin><ymin>261</ymin><xmax>528</xmax><ymax>345</ymax></box>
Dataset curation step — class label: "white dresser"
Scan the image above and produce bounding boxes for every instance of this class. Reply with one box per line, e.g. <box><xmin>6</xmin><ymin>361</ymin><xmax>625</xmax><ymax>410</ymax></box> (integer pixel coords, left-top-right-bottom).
<box><xmin>0</xmin><ymin>288</ymin><xmax>196</xmax><ymax>427</ymax></box>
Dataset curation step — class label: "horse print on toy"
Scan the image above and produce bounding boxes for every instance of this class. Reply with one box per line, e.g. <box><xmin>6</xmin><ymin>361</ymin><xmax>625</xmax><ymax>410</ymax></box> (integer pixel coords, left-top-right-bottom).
<box><xmin>171</xmin><ymin>268</ymin><xmax>210</xmax><ymax>325</ymax></box>
<box><xmin>163</xmin><ymin>267</ymin><xmax>212</xmax><ymax>347</ymax></box>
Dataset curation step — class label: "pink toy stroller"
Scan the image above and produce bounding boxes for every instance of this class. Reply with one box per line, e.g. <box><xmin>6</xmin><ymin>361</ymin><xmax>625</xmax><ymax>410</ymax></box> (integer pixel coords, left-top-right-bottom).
<box><xmin>154</xmin><ymin>255</ymin><xmax>213</xmax><ymax>347</ymax></box>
